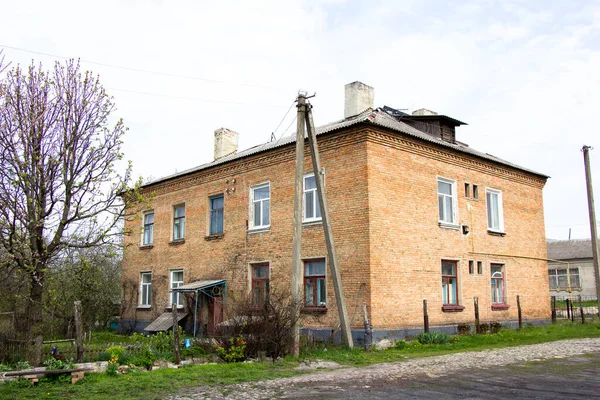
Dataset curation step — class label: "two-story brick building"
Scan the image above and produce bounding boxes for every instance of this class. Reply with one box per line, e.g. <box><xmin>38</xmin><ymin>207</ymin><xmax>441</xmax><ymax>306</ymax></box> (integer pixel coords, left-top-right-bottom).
<box><xmin>120</xmin><ymin>81</ymin><xmax>550</xmax><ymax>340</ymax></box>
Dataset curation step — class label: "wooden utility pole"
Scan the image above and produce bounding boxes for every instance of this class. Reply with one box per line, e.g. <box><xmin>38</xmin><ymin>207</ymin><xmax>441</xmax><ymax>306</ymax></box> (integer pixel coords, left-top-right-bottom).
<box><xmin>516</xmin><ymin>295</ymin><xmax>522</xmax><ymax>330</ymax></box>
<box><xmin>422</xmin><ymin>300</ymin><xmax>429</xmax><ymax>333</ymax></box>
<box><xmin>291</xmin><ymin>93</ymin><xmax>306</xmax><ymax>357</ymax></box>
<box><xmin>305</xmin><ymin>102</ymin><xmax>354</xmax><ymax>348</ymax></box>
<box><xmin>74</xmin><ymin>301</ymin><xmax>84</xmax><ymax>362</ymax></box>
<box><xmin>582</xmin><ymin>145</ymin><xmax>600</xmax><ymax>315</ymax></box>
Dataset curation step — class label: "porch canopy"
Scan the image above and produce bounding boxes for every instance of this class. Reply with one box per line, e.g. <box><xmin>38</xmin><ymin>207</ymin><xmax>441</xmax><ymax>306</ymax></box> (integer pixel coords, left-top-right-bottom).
<box><xmin>172</xmin><ymin>279</ymin><xmax>226</xmax><ymax>337</ymax></box>
<box><xmin>144</xmin><ymin>312</ymin><xmax>187</xmax><ymax>332</ymax></box>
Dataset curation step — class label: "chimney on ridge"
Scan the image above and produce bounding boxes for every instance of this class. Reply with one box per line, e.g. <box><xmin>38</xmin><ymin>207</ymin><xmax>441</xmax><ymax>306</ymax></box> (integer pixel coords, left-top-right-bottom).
<box><xmin>344</xmin><ymin>81</ymin><xmax>374</xmax><ymax>119</ymax></box>
<box><xmin>214</xmin><ymin>128</ymin><xmax>239</xmax><ymax>160</ymax></box>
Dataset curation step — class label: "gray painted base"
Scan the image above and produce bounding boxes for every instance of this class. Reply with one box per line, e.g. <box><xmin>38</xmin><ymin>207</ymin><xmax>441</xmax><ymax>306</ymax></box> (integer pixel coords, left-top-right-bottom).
<box><xmin>119</xmin><ymin>319</ymin><xmax>151</xmax><ymax>334</ymax></box>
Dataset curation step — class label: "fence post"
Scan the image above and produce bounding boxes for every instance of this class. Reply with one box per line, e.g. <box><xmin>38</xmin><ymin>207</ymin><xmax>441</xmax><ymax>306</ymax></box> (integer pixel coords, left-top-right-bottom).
<box><xmin>565</xmin><ymin>298</ymin><xmax>571</xmax><ymax>320</ymax></box>
<box><xmin>516</xmin><ymin>295</ymin><xmax>522</xmax><ymax>330</ymax></box>
<box><xmin>74</xmin><ymin>301</ymin><xmax>84</xmax><ymax>363</ymax></box>
<box><xmin>551</xmin><ymin>296</ymin><xmax>556</xmax><ymax>323</ymax></box>
<box><xmin>423</xmin><ymin>300</ymin><xmax>429</xmax><ymax>333</ymax></box>
<box><xmin>578</xmin><ymin>295</ymin><xmax>585</xmax><ymax>324</ymax></box>
<box><xmin>172</xmin><ymin>304</ymin><xmax>181</xmax><ymax>365</ymax></box>
<box><xmin>570</xmin><ymin>299</ymin><xmax>575</xmax><ymax>323</ymax></box>
<box><xmin>474</xmin><ymin>297</ymin><xmax>480</xmax><ymax>334</ymax></box>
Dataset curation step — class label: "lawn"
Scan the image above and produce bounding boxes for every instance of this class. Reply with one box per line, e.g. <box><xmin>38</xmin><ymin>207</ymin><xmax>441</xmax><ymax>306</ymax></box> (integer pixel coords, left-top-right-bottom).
<box><xmin>2</xmin><ymin>321</ymin><xmax>599</xmax><ymax>400</ymax></box>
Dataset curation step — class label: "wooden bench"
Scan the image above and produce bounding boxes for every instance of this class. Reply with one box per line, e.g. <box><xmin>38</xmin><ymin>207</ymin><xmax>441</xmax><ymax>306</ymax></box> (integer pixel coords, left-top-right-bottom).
<box><xmin>3</xmin><ymin>367</ymin><xmax>90</xmax><ymax>384</ymax></box>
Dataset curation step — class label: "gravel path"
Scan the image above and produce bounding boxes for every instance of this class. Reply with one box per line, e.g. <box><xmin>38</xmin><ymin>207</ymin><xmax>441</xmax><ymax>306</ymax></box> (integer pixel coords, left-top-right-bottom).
<box><xmin>168</xmin><ymin>338</ymin><xmax>600</xmax><ymax>400</ymax></box>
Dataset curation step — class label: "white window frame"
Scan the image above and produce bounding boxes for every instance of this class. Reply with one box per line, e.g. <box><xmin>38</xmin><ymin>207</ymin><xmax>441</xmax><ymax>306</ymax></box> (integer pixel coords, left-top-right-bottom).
<box><xmin>249</xmin><ymin>182</ymin><xmax>270</xmax><ymax>230</ymax></box>
<box><xmin>437</xmin><ymin>177</ymin><xmax>458</xmax><ymax>226</ymax></box>
<box><xmin>170</xmin><ymin>269</ymin><xmax>184</xmax><ymax>308</ymax></box>
<box><xmin>139</xmin><ymin>271</ymin><xmax>152</xmax><ymax>307</ymax></box>
<box><xmin>142</xmin><ymin>210</ymin><xmax>154</xmax><ymax>245</ymax></box>
<box><xmin>173</xmin><ymin>204</ymin><xmax>186</xmax><ymax>241</ymax></box>
<box><xmin>303</xmin><ymin>172</ymin><xmax>322</xmax><ymax>223</ymax></box>
<box><xmin>485</xmin><ymin>188</ymin><xmax>504</xmax><ymax>233</ymax></box>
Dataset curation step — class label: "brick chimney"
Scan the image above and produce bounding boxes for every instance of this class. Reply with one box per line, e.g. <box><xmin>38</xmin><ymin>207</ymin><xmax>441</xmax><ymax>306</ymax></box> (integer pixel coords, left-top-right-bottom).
<box><xmin>214</xmin><ymin>128</ymin><xmax>239</xmax><ymax>160</ymax></box>
<box><xmin>344</xmin><ymin>81</ymin><xmax>374</xmax><ymax>119</ymax></box>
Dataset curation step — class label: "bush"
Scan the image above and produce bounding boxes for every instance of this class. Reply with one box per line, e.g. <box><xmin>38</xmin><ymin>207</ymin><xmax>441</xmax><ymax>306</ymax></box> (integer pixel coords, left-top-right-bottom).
<box><xmin>216</xmin><ymin>336</ymin><xmax>247</xmax><ymax>363</ymax></box>
<box><xmin>130</xmin><ymin>348</ymin><xmax>156</xmax><ymax>370</ymax></box>
<box><xmin>457</xmin><ymin>323</ymin><xmax>471</xmax><ymax>335</ymax></box>
<box><xmin>181</xmin><ymin>345</ymin><xmax>207</xmax><ymax>359</ymax></box>
<box><xmin>106</xmin><ymin>345</ymin><xmax>125</xmax><ymax>361</ymax></box>
<box><xmin>43</xmin><ymin>357</ymin><xmax>74</xmax><ymax>370</ymax></box>
<box><xmin>476</xmin><ymin>322</ymin><xmax>489</xmax><ymax>334</ymax></box>
<box><xmin>394</xmin><ymin>340</ymin><xmax>410</xmax><ymax>350</ymax></box>
<box><xmin>490</xmin><ymin>321</ymin><xmax>502</xmax><ymax>334</ymax></box>
<box><xmin>416</xmin><ymin>332</ymin><xmax>450</xmax><ymax>344</ymax></box>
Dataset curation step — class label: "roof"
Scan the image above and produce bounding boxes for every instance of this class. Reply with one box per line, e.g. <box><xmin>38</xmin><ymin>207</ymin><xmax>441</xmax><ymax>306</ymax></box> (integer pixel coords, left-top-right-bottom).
<box><xmin>547</xmin><ymin>239</ymin><xmax>593</xmax><ymax>260</ymax></box>
<box><xmin>172</xmin><ymin>280</ymin><xmax>225</xmax><ymax>291</ymax></box>
<box><xmin>144</xmin><ymin>312</ymin><xmax>187</xmax><ymax>332</ymax></box>
<box><xmin>143</xmin><ymin>107</ymin><xmax>548</xmax><ymax>188</ymax></box>
<box><xmin>381</xmin><ymin>105</ymin><xmax>467</xmax><ymax>126</ymax></box>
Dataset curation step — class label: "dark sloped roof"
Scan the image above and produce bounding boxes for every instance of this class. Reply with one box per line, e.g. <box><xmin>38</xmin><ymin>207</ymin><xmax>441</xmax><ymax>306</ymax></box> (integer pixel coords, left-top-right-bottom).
<box><xmin>547</xmin><ymin>239</ymin><xmax>593</xmax><ymax>260</ymax></box>
<box><xmin>144</xmin><ymin>107</ymin><xmax>548</xmax><ymax>188</ymax></box>
<box><xmin>144</xmin><ymin>312</ymin><xmax>187</xmax><ymax>332</ymax></box>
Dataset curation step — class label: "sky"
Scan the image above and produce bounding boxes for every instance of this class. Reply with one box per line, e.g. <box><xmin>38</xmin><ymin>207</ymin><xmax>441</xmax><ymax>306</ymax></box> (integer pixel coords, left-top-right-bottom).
<box><xmin>1</xmin><ymin>0</ymin><xmax>599</xmax><ymax>240</ymax></box>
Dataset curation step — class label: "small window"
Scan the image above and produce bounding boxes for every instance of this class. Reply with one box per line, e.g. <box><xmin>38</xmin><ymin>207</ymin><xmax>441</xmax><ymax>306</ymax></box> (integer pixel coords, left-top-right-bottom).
<box><xmin>303</xmin><ymin>173</ymin><xmax>322</xmax><ymax>222</ymax></box>
<box><xmin>438</xmin><ymin>178</ymin><xmax>457</xmax><ymax>225</ymax></box>
<box><xmin>468</xmin><ymin>260</ymin><xmax>474</xmax><ymax>275</ymax></box>
<box><xmin>486</xmin><ymin>188</ymin><xmax>504</xmax><ymax>232</ymax></box>
<box><xmin>441</xmin><ymin>260</ymin><xmax>458</xmax><ymax>305</ymax></box>
<box><xmin>173</xmin><ymin>205</ymin><xmax>186</xmax><ymax>240</ymax></box>
<box><xmin>477</xmin><ymin>261</ymin><xmax>483</xmax><ymax>275</ymax></box>
<box><xmin>250</xmin><ymin>183</ymin><xmax>270</xmax><ymax>230</ymax></box>
<box><xmin>491</xmin><ymin>264</ymin><xmax>505</xmax><ymax>304</ymax></box>
<box><xmin>170</xmin><ymin>269</ymin><xmax>184</xmax><ymax>307</ymax></box>
<box><xmin>549</xmin><ymin>268</ymin><xmax>580</xmax><ymax>289</ymax></box>
<box><xmin>143</xmin><ymin>211</ymin><xmax>154</xmax><ymax>245</ymax></box>
<box><xmin>304</xmin><ymin>259</ymin><xmax>326</xmax><ymax>307</ymax></box>
<box><xmin>139</xmin><ymin>272</ymin><xmax>152</xmax><ymax>306</ymax></box>
<box><xmin>252</xmin><ymin>264</ymin><xmax>270</xmax><ymax>307</ymax></box>
<box><xmin>209</xmin><ymin>195</ymin><xmax>224</xmax><ymax>235</ymax></box>
<box><xmin>473</xmin><ymin>185</ymin><xmax>479</xmax><ymax>200</ymax></box>
<box><xmin>464</xmin><ymin>183</ymin><xmax>471</xmax><ymax>198</ymax></box>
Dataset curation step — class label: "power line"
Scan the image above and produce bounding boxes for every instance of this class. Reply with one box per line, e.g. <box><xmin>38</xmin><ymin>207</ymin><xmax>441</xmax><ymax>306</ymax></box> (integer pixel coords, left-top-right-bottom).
<box><xmin>0</xmin><ymin>44</ymin><xmax>290</xmax><ymax>92</ymax></box>
<box><xmin>270</xmin><ymin>99</ymin><xmax>297</xmax><ymax>141</ymax></box>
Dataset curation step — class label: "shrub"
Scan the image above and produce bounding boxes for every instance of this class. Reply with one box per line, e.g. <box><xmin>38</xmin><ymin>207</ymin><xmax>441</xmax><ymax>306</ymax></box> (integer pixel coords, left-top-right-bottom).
<box><xmin>181</xmin><ymin>345</ymin><xmax>207</xmax><ymax>359</ymax></box>
<box><xmin>490</xmin><ymin>321</ymin><xmax>502</xmax><ymax>334</ymax></box>
<box><xmin>14</xmin><ymin>360</ymin><xmax>32</xmax><ymax>371</ymax></box>
<box><xmin>106</xmin><ymin>345</ymin><xmax>125</xmax><ymax>361</ymax></box>
<box><xmin>0</xmin><ymin>363</ymin><xmax>12</xmax><ymax>372</ymax></box>
<box><xmin>43</xmin><ymin>357</ymin><xmax>74</xmax><ymax>370</ymax></box>
<box><xmin>394</xmin><ymin>340</ymin><xmax>410</xmax><ymax>350</ymax></box>
<box><xmin>216</xmin><ymin>336</ymin><xmax>247</xmax><ymax>363</ymax></box>
<box><xmin>416</xmin><ymin>332</ymin><xmax>450</xmax><ymax>345</ymax></box>
<box><xmin>130</xmin><ymin>348</ymin><xmax>156</xmax><ymax>370</ymax></box>
<box><xmin>457</xmin><ymin>323</ymin><xmax>471</xmax><ymax>335</ymax></box>
<box><xmin>476</xmin><ymin>323</ymin><xmax>490</xmax><ymax>334</ymax></box>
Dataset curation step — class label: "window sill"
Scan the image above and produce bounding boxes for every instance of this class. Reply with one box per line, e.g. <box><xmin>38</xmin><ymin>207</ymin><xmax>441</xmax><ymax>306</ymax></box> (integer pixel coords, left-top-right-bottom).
<box><xmin>139</xmin><ymin>244</ymin><xmax>154</xmax><ymax>250</ymax></box>
<box><xmin>169</xmin><ymin>239</ymin><xmax>186</xmax><ymax>246</ymax></box>
<box><xmin>491</xmin><ymin>303</ymin><xmax>510</xmax><ymax>311</ymax></box>
<box><xmin>302</xmin><ymin>220</ymin><xmax>323</xmax><ymax>227</ymax></box>
<box><xmin>164</xmin><ymin>306</ymin><xmax>185</xmax><ymax>312</ymax></box>
<box><xmin>487</xmin><ymin>230</ymin><xmax>506</xmax><ymax>237</ymax></box>
<box><xmin>438</xmin><ymin>222</ymin><xmax>460</xmax><ymax>230</ymax></box>
<box><xmin>442</xmin><ymin>304</ymin><xmax>465</xmax><ymax>312</ymax></box>
<box><xmin>136</xmin><ymin>306</ymin><xmax>152</xmax><ymax>310</ymax></box>
<box><xmin>247</xmin><ymin>227</ymin><xmax>270</xmax><ymax>234</ymax></box>
<box><xmin>205</xmin><ymin>234</ymin><xmax>224</xmax><ymax>241</ymax></box>
<box><xmin>302</xmin><ymin>306</ymin><xmax>327</xmax><ymax>314</ymax></box>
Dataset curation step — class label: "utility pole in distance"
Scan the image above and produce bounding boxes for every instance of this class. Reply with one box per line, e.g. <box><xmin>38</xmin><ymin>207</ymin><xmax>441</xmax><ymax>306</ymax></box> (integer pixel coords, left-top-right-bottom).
<box><xmin>305</xmin><ymin>101</ymin><xmax>354</xmax><ymax>349</ymax></box>
<box><xmin>582</xmin><ymin>145</ymin><xmax>600</xmax><ymax>316</ymax></box>
<box><xmin>291</xmin><ymin>93</ymin><xmax>306</xmax><ymax>356</ymax></box>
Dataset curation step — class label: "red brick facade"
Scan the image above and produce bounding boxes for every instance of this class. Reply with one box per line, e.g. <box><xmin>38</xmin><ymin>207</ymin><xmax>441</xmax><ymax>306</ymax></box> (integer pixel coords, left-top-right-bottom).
<box><xmin>121</xmin><ymin>122</ymin><xmax>549</xmax><ymax>334</ymax></box>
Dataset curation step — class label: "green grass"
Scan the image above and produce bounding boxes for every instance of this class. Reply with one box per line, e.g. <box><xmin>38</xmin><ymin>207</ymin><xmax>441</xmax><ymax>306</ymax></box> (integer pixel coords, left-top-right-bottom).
<box><xmin>555</xmin><ymin>300</ymin><xmax>598</xmax><ymax>308</ymax></box>
<box><xmin>2</xmin><ymin>321</ymin><xmax>599</xmax><ymax>400</ymax></box>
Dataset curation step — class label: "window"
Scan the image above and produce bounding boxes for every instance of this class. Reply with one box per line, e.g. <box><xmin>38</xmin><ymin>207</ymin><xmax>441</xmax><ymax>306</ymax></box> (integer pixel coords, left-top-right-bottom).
<box><xmin>250</xmin><ymin>183</ymin><xmax>270</xmax><ymax>229</ymax></box>
<box><xmin>303</xmin><ymin>173</ymin><xmax>322</xmax><ymax>222</ymax></box>
<box><xmin>468</xmin><ymin>260</ymin><xmax>474</xmax><ymax>275</ymax></box>
<box><xmin>491</xmin><ymin>264</ymin><xmax>505</xmax><ymax>303</ymax></box>
<box><xmin>486</xmin><ymin>189</ymin><xmax>504</xmax><ymax>232</ymax></box>
<box><xmin>473</xmin><ymin>185</ymin><xmax>479</xmax><ymax>200</ymax></box>
<box><xmin>251</xmin><ymin>264</ymin><xmax>269</xmax><ymax>307</ymax></box>
<box><xmin>477</xmin><ymin>261</ymin><xmax>483</xmax><ymax>275</ymax></box>
<box><xmin>209</xmin><ymin>195</ymin><xmax>224</xmax><ymax>235</ymax></box>
<box><xmin>173</xmin><ymin>205</ymin><xmax>185</xmax><ymax>240</ymax></box>
<box><xmin>170</xmin><ymin>269</ymin><xmax>184</xmax><ymax>307</ymax></box>
<box><xmin>549</xmin><ymin>268</ymin><xmax>580</xmax><ymax>289</ymax></box>
<box><xmin>438</xmin><ymin>178</ymin><xmax>457</xmax><ymax>225</ymax></box>
<box><xmin>143</xmin><ymin>211</ymin><xmax>154</xmax><ymax>245</ymax></box>
<box><xmin>464</xmin><ymin>183</ymin><xmax>471</xmax><ymax>198</ymax></box>
<box><xmin>139</xmin><ymin>272</ymin><xmax>152</xmax><ymax>306</ymax></box>
<box><xmin>441</xmin><ymin>261</ymin><xmax>458</xmax><ymax>305</ymax></box>
<box><xmin>304</xmin><ymin>259</ymin><xmax>326</xmax><ymax>307</ymax></box>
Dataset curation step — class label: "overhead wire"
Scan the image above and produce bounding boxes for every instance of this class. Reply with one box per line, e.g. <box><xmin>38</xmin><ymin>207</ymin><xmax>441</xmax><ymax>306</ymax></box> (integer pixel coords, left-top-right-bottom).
<box><xmin>269</xmin><ymin>99</ymin><xmax>298</xmax><ymax>141</ymax></box>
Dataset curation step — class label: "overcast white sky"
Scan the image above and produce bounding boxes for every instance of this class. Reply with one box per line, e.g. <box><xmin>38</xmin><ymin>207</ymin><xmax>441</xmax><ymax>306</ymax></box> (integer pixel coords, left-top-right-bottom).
<box><xmin>1</xmin><ymin>0</ymin><xmax>599</xmax><ymax>240</ymax></box>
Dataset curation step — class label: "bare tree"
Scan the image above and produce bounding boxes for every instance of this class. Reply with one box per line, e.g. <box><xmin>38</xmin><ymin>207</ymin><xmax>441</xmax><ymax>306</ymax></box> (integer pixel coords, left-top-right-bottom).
<box><xmin>0</xmin><ymin>56</ymin><xmax>140</xmax><ymax>365</ymax></box>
